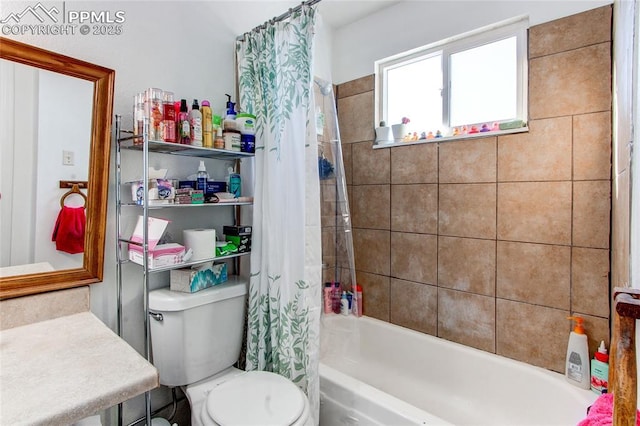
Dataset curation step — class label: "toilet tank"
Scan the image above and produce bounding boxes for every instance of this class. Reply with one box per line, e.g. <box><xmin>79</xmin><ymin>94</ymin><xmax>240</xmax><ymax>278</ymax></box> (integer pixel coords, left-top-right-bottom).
<box><xmin>148</xmin><ymin>277</ymin><xmax>247</xmax><ymax>386</ymax></box>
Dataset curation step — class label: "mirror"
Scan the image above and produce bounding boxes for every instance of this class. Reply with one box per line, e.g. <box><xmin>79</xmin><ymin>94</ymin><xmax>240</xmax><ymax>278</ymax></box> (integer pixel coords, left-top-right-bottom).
<box><xmin>0</xmin><ymin>37</ymin><xmax>114</xmax><ymax>299</ymax></box>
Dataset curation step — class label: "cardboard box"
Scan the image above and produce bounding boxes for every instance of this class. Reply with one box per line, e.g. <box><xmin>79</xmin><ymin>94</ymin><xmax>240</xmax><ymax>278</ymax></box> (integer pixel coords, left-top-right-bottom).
<box><xmin>170</xmin><ymin>263</ymin><xmax>228</xmax><ymax>293</ymax></box>
<box><xmin>225</xmin><ymin>235</ymin><xmax>251</xmax><ymax>253</ymax></box>
<box><xmin>223</xmin><ymin>225</ymin><xmax>252</xmax><ymax>236</ymax></box>
<box><xmin>129</xmin><ymin>243</ymin><xmax>185</xmax><ymax>268</ymax></box>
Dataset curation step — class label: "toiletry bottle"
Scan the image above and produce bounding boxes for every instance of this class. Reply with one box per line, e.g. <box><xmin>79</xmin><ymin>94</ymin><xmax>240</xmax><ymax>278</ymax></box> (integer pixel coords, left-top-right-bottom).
<box><xmin>340</xmin><ymin>291</ymin><xmax>349</xmax><ymax>316</ymax></box>
<box><xmin>197</xmin><ymin>161</ymin><xmax>208</xmax><ymax>194</ymax></box>
<box><xmin>223</xmin><ymin>94</ymin><xmax>237</xmax><ymax>131</ymax></box>
<box><xmin>323</xmin><ymin>283</ymin><xmax>333</xmax><ymax>314</ymax></box>
<box><xmin>178</xmin><ymin>99</ymin><xmax>191</xmax><ymax>145</ymax></box>
<box><xmin>201</xmin><ymin>100</ymin><xmax>213</xmax><ymax>148</ymax></box>
<box><xmin>162</xmin><ymin>91</ymin><xmax>176</xmax><ymax>143</ymax></box>
<box><xmin>566</xmin><ymin>316</ymin><xmax>590</xmax><ymax>389</ymax></box>
<box><xmin>227</xmin><ymin>167</ymin><xmax>241</xmax><ymax>198</ymax></box>
<box><xmin>190</xmin><ymin>99</ymin><xmax>203</xmax><ymax>146</ymax></box>
<box><xmin>355</xmin><ymin>284</ymin><xmax>363</xmax><ymax>317</ymax></box>
<box><xmin>214</xmin><ymin>127</ymin><xmax>225</xmax><ymax>149</ymax></box>
<box><xmin>590</xmin><ymin>340</ymin><xmax>609</xmax><ymax>394</ymax></box>
<box><xmin>332</xmin><ymin>282</ymin><xmax>341</xmax><ymax>314</ymax></box>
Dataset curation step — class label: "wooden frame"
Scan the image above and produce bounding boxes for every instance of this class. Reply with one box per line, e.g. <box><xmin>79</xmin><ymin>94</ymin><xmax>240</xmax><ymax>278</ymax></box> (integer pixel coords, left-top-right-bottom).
<box><xmin>0</xmin><ymin>37</ymin><xmax>115</xmax><ymax>299</ymax></box>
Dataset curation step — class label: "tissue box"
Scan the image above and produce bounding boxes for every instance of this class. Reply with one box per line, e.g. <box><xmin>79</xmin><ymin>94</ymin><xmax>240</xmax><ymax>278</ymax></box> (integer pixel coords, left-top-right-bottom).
<box><xmin>129</xmin><ymin>243</ymin><xmax>185</xmax><ymax>268</ymax></box>
<box><xmin>130</xmin><ymin>179</ymin><xmax>176</xmax><ymax>205</ymax></box>
<box><xmin>170</xmin><ymin>263</ymin><xmax>228</xmax><ymax>293</ymax></box>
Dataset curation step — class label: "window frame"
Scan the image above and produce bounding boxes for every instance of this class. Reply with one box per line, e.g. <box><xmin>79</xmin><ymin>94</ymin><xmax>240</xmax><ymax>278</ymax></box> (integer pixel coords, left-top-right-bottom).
<box><xmin>375</xmin><ymin>16</ymin><xmax>529</xmax><ymax>134</ymax></box>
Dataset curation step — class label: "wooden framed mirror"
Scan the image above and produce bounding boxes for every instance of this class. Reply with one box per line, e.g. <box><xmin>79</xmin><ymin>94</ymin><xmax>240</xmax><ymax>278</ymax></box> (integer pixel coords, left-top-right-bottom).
<box><xmin>0</xmin><ymin>37</ymin><xmax>114</xmax><ymax>299</ymax></box>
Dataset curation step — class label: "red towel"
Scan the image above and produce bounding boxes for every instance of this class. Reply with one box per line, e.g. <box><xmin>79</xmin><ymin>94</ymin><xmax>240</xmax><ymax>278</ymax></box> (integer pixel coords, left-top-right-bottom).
<box><xmin>51</xmin><ymin>206</ymin><xmax>86</xmax><ymax>254</ymax></box>
<box><xmin>578</xmin><ymin>393</ymin><xmax>640</xmax><ymax>426</ymax></box>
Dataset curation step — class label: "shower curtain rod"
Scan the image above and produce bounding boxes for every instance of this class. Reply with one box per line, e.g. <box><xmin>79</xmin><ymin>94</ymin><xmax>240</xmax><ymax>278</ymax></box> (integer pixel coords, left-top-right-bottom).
<box><xmin>236</xmin><ymin>0</ymin><xmax>322</xmax><ymax>41</ymax></box>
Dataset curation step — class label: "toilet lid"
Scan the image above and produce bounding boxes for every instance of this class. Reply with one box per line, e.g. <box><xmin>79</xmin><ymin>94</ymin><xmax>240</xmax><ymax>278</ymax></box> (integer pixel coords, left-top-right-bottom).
<box><xmin>206</xmin><ymin>371</ymin><xmax>305</xmax><ymax>426</ymax></box>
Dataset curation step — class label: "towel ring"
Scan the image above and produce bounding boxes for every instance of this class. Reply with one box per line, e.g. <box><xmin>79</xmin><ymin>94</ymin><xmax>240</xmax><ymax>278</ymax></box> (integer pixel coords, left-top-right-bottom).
<box><xmin>60</xmin><ymin>184</ymin><xmax>87</xmax><ymax>208</ymax></box>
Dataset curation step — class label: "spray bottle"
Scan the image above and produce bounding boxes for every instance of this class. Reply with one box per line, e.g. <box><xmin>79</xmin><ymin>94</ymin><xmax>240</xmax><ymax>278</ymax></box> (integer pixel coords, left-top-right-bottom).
<box><xmin>190</xmin><ymin>99</ymin><xmax>203</xmax><ymax>147</ymax></box>
<box><xmin>566</xmin><ymin>316</ymin><xmax>590</xmax><ymax>389</ymax></box>
<box><xmin>178</xmin><ymin>99</ymin><xmax>191</xmax><ymax>145</ymax></box>
<box><xmin>201</xmin><ymin>100</ymin><xmax>213</xmax><ymax>148</ymax></box>
<box><xmin>197</xmin><ymin>161</ymin><xmax>208</xmax><ymax>194</ymax></box>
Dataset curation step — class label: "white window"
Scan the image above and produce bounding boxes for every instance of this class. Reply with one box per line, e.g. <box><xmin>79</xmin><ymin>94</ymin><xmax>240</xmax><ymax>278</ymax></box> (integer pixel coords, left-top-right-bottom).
<box><xmin>375</xmin><ymin>17</ymin><xmax>528</xmax><ymax>138</ymax></box>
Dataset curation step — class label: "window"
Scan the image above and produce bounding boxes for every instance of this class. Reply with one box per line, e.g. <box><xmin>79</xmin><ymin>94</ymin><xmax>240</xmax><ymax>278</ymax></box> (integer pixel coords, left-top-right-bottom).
<box><xmin>375</xmin><ymin>17</ymin><xmax>528</xmax><ymax>139</ymax></box>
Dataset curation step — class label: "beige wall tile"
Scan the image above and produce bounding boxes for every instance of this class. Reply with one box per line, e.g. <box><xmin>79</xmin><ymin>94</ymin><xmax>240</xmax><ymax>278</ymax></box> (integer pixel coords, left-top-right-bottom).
<box><xmin>530</xmin><ymin>43</ymin><xmax>611</xmax><ymax>119</ymax></box>
<box><xmin>611</xmin><ymin>169</ymin><xmax>629</xmax><ymax>286</ymax></box>
<box><xmin>496</xmin><ymin>299</ymin><xmax>568</xmax><ymax>372</ymax></box>
<box><xmin>439</xmin><ymin>184</ymin><xmax>497</xmax><ymax>239</ymax></box>
<box><xmin>391</xmin><ymin>143</ymin><xmax>438</xmax><ymax>184</ymax></box>
<box><xmin>438</xmin><ymin>289</ymin><xmax>495</xmax><ymax>352</ymax></box>
<box><xmin>498</xmin><ymin>117</ymin><xmax>572</xmax><ymax>182</ymax></box>
<box><xmin>321</xmin><ymin>227</ymin><xmax>336</xmax><ymax>267</ymax></box>
<box><xmin>352</xmin><ymin>184</ymin><xmax>390</xmax><ymax>230</ymax></box>
<box><xmin>438</xmin><ymin>237</ymin><xmax>496</xmax><ymax>296</ymax></box>
<box><xmin>358</xmin><ymin>271</ymin><xmax>390</xmax><ymax>321</ymax></box>
<box><xmin>391</xmin><ymin>184</ymin><xmax>438</xmax><ymax>234</ymax></box>
<box><xmin>529</xmin><ymin>5</ymin><xmax>612</xmax><ymax>58</ymax></box>
<box><xmin>337</xmin><ymin>75</ymin><xmax>374</xmax><ymax>98</ymax></box>
<box><xmin>391</xmin><ymin>232</ymin><xmax>438</xmax><ymax>285</ymax></box>
<box><xmin>390</xmin><ymin>279</ymin><xmax>437</xmax><ymax>335</ymax></box>
<box><xmin>439</xmin><ymin>138</ymin><xmax>496</xmax><ymax>183</ymax></box>
<box><xmin>573</xmin><ymin>180</ymin><xmax>611</xmax><ymax>249</ymax></box>
<box><xmin>352</xmin><ymin>141</ymin><xmax>390</xmax><ymax>185</ymax></box>
<box><xmin>572</xmin><ymin>247</ymin><xmax>610</xmax><ymax>318</ymax></box>
<box><xmin>498</xmin><ymin>182</ymin><xmax>572</xmax><ymax>245</ymax></box>
<box><xmin>342</xmin><ymin>142</ymin><xmax>353</xmax><ymax>185</ymax></box>
<box><xmin>337</xmin><ymin>91</ymin><xmax>375</xmax><ymax>143</ymax></box>
<box><xmin>320</xmin><ymin>183</ymin><xmax>337</xmax><ymax>225</ymax></box>
<box><xmin>573</xmin><ymin>112</ymin><xmax>612</xmax><ymax>181</ymax></box>
<box><xmin>496</xmin><ymin>241</ymin><xmax>571</xmax><ymax>310</ymax></box>
<box><xmin>353</xmin><ymin>228</ymin><xmax>390</xmax><ymax>275</ymax></box>
<box><xmin>580</xmin><ymin>314</ymin><xmax>610</xmax><ymax>359</ymax></box>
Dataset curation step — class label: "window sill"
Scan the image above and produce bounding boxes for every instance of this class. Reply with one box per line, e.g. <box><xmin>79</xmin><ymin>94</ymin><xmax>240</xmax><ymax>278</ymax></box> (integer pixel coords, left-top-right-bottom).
<box><xmin>372</xmin><ymin>126</ymin><xmax>529</xmax><ymax>149</ymax></box>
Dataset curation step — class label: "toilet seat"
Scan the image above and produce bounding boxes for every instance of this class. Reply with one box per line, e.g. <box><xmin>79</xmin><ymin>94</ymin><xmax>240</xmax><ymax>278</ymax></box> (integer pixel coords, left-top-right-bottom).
<box><xmin>201</xmin><ymin>371</ymin><xmax>310</xmax><ymax>426</ymax></box>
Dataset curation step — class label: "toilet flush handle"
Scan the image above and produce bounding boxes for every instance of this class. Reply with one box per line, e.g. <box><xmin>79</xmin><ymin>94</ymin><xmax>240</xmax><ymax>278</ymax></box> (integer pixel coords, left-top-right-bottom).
<box><xmin>149</xmin><ymin>311</ymin><xmax>164</xmax><ymax>321</ymax></box>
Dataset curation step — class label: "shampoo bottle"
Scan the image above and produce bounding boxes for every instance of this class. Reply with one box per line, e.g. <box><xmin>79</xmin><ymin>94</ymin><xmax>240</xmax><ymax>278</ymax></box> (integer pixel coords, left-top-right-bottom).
<box><xmin>590</xmin><ymin>340</ymin><xmax>609</xmax><ymax>394</ymax></box>
<box><xmin>227</xmin><ymin>167</ymin><xmax>241</xmax><ymax>198</ymax></box>
<box><xmin>323</xmin><ymin>283</ymin><xmax>333</xmax><ymax>314</ymax></box>
<box><xmin>566</xmin><ymin>316</ymin><xmax>590</xmax><ymax>389</ymax></box>
<box><xmin>340</xmin><ymin>291</ymin><xmax>349</xmax><ymax>316</ymax></box>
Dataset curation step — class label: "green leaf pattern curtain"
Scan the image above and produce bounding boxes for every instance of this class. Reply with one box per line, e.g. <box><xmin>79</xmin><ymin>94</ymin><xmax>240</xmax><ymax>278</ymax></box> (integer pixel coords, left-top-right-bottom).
<box><xmin>236</xmin><ymin>5</ymin><xmax>321</xmax><ymax>424</ymax></box>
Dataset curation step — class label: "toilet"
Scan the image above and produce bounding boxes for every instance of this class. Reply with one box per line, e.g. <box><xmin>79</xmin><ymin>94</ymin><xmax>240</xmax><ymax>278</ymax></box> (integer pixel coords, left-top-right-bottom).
<box><xmin>149</xmin><ymin>277</ymin><xmax>311</xmax><ymax>426</ymax></box>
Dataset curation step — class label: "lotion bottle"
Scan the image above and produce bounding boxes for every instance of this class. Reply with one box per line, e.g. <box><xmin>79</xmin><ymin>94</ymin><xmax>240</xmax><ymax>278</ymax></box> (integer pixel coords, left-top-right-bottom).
<box><xmin>566</xmin><ymin>316</ymin><xmax>590</xmax><ymax>389</ymax></box>
<box><xmin>590</xmin><ymin>340</ymin><xmax>609</xmax><ymax>394</ymax></box>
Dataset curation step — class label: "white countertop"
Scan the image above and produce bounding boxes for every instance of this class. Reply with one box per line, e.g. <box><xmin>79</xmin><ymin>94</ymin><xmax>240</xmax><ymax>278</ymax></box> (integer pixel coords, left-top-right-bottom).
<box><xmin>0</xmin><ymin>311</ymin><xmax>159</xmax><ymax>425</ymax></box>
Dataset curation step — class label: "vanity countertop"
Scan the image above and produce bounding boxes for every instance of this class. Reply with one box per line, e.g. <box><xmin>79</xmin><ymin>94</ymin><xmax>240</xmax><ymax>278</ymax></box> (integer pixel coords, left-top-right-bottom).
<box><xmin>0</xmin><ymin>311</ymin><xmax>159</xmax><ymax>425</ymax></box>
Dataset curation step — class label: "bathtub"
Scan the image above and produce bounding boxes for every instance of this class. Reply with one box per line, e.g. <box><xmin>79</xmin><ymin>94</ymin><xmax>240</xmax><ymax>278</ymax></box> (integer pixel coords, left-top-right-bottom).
<box><xmin>319</xmin><ymin>315</ymin><xmax>598</xmax><ymax>426</ymax></box>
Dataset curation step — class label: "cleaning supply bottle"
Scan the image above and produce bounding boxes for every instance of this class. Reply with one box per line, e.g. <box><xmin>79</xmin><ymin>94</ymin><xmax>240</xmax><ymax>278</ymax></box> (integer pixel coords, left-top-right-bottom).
<box><xmin>190</xmin><ymin>99</ymin><xmax>203</xmax><ymax>146</ymax></box>
<box><xmin>566</xmin><ymin>316</ymin><xmax>590</xmax><ymax>389</ymax></box>
<box><xmin>590</xmin><ymin>340</ymin><xmax>609</xmax><ymax>394</ymax></box>
<box><xmin>178</xmin><ymin>99</ymin><xmax>191</xmax><ymax>145</ymax></box>
<box><xmin>227</xmin><ymin>167</ymin><xmax>241</xmax><ymax>198</ymax></box>
<box><xmin>201</xmin><ymin>100</ymin><xmax>213</xmax><ymax>148</ymax></box>
<box><xmin>340</xmin><ymin>291</ymin><xmax>349</xmax><ymax>316</ymax></box>
<box><xmin>196</xmin><ymin>161</ymin><xmax>208</xmax><ymax>194</ymax></box>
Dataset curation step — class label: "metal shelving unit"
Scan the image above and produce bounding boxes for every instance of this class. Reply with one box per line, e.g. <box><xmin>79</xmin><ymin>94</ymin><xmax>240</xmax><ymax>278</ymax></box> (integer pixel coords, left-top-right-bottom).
<box><xmin>114</xmin><ymin>115</ymin><xmax>253</xmax><ymax>426</ymax></box>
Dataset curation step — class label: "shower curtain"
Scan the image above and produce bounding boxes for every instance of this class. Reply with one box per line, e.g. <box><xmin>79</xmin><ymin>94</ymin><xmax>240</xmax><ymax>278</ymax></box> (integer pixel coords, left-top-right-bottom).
<box><xmin>236</xmin><ymin>4</ymin><xmax>321</xmax><ymax>424</ymax></box>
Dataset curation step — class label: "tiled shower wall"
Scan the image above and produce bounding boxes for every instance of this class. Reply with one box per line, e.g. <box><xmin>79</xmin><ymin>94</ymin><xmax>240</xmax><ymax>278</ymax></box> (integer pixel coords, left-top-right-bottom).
<box><xmin>333</xmin><ymin>6</ymin><xmax>612</xmax><ymax>373</ymax></box>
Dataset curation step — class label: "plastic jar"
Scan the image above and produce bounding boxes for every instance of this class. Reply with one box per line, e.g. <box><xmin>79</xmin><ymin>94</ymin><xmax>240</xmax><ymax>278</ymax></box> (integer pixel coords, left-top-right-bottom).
<box><xmin>235</xmin><ymin>113</ymin><xmax>256</xmax><ymax>135</ymax></box>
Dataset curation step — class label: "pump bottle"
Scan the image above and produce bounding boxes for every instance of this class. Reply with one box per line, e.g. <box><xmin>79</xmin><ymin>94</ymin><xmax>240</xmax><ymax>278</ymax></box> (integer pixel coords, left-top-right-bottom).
<box><xmin>178</xmin><ymin>99</ymin><xmax>191</xmax><ymax>145</ymax></box>
<box><xmin>566</xmin><ymin>316</ymin><xmax>590</xmax><ymax>389</ymax></box>
<box><xmin>590</xmin><ymin>340</ymin><xmax>609</xmax><ymax>394</ymax></box>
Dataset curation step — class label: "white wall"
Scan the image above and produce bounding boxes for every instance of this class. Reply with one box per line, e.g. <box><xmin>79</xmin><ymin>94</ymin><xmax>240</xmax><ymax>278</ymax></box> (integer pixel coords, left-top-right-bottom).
<box><xmin>331</xmin><ymin>0</ymin><xmax>613</xmax><ymax>83</ymax></box>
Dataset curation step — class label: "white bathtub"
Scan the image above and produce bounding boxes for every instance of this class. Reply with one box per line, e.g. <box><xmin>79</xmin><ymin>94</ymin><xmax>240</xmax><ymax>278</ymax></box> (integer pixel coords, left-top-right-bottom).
<box><xmin>319</xmin><ymin>315</ymin><xmax>598</xmax><ymax>426</ymax></box>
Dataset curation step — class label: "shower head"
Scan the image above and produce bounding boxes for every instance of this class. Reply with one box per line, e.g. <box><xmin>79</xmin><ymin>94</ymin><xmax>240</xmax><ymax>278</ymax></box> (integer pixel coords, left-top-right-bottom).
<box><xmin>314</xmin><ymin>78</ymin><xmax>333</xmax><ymax>96</ymax></box>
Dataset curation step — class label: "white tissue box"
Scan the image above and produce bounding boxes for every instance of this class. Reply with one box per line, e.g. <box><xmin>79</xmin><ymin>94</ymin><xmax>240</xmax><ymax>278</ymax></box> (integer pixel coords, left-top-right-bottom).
<box><xmin>170</xmin><ymin>263</ymin><xmax>227</xmax><ymax>293</ymax></box>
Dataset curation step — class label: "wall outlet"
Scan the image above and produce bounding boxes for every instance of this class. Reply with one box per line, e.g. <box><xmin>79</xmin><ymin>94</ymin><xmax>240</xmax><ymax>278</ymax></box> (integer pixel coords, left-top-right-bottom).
<box><xmin>63</xmin><ymin>150</ymin><xmax>74</xmax><ymax>166</ymax></box>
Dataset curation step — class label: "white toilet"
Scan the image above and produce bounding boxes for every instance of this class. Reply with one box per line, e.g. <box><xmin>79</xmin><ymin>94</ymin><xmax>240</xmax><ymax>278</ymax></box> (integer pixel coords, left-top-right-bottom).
<box><xmin>149</xmin><ymin>277</ymin><xmax>311</xmax><ymax>426</ymax></box>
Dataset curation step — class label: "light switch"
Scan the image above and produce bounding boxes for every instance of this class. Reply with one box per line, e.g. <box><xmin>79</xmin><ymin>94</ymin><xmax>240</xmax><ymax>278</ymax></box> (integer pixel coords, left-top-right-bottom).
<box><xmin>63</xmin><ymin>150</ymin><xmax>74</xmax><ymax>166</ymax></box>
